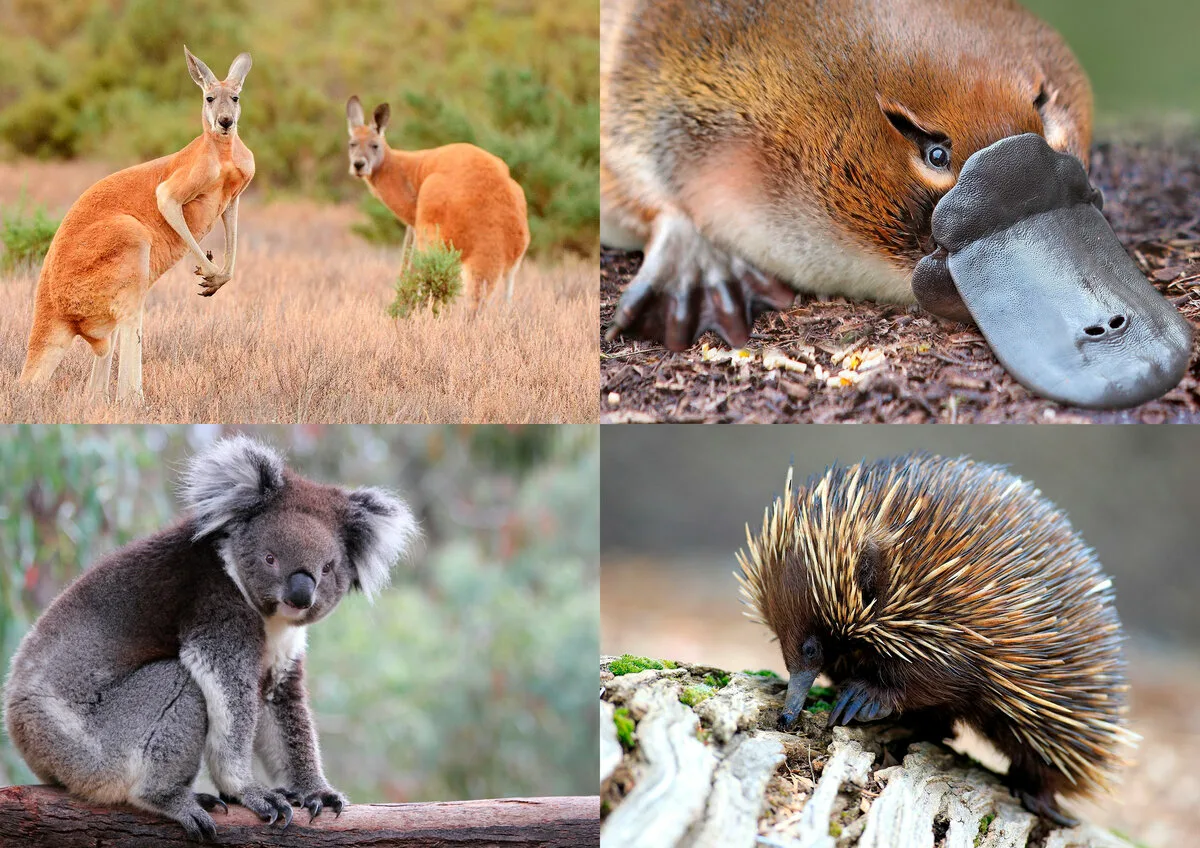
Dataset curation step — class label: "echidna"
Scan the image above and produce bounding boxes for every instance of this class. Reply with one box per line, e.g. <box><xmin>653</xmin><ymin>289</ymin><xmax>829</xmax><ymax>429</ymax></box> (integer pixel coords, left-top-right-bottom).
<box><xmin>735</xmin><ymin>453</ymin><xmax>1137</xmax><ymax>826</ymax></box>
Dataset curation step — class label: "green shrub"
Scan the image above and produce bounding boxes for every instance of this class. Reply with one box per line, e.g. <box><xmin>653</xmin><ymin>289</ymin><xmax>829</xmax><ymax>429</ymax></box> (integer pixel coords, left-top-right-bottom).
<box><xmin>387</xmin><ymin>237</ymin><xmax>462</xmax><ymax>318</ymax></box>
<box><xmin>1</xmin><ymin>204</ymin><xmax>60</xmax><ymax>271</ymax></box>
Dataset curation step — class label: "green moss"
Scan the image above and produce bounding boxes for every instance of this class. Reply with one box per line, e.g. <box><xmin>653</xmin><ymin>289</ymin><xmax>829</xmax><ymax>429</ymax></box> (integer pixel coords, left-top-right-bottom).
<box><xmin>613</xmin><ymin>707</ymin><xmax>636</xmax><ymax>750</ymax></box>
<box><xmin>680</xmin><ymin>684</ymin><xmax>715</xmax><ymax>707</ymax></box>
<box><xmin>702</xmin><ymin>672</ymin><xmax>731</xmax><ymax>689</ymax></box>
<box><xmin>743</xmin><ymin>669</ymin><xmax>781</xmax><ymax>679</ymax></box>
<box><xmin>661</xmin><ymin>659</ymin><xmax>678</xmax><ymax>669</ymax></box>
<box><xmin>829</xmin><ymin>822</ymin><xmax>843</xmax><ymax>837</ymax></box>
<box><xmin>609</xmin><ymin>654</ymin><xmax>667</xmax><ymax>676</ymax></box>
<box><xmin>974</xmin><ymin>812</ymin><xmax>997</xmax><ymax>846</ymax></box>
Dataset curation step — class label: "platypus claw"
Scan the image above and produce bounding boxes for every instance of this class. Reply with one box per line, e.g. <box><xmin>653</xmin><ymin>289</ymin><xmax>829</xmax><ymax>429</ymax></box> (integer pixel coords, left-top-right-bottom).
<box><xmin>607</xmin><ymin>214</ymin><xmax>795</xmax><ymax>351</ymax></box>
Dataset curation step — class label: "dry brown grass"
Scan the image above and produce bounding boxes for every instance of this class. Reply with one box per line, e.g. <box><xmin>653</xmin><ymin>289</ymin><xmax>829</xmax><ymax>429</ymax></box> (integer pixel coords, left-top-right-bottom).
<box><xmin>0</xmin><ymin>163</ymin><xmax>598</xmax><ymax>423</ymax></box>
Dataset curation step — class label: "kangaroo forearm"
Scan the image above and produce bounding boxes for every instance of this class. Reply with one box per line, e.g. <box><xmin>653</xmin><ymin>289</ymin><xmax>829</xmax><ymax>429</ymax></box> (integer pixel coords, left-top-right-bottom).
<box><xmin>221</xmin><ymin>198</ymin><xmax>240</xmax><ymax>274</ymax></box>
<box><xmin>155</xmin><ymin>184</ymin><xmax>217</xmax><ymax>268</ymax></box>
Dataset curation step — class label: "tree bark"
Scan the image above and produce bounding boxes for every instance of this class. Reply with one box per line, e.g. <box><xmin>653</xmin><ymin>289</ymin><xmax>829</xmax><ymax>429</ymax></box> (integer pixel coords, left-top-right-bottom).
<box><xmin>601</xmin><ymin>658</ymin><xmax>1135</xmax><ymax>848</ymax></box>
<box><xmin>0</xmin><ymin>786</ymin><xmax>599</xmax><ymax>848</ymax></box>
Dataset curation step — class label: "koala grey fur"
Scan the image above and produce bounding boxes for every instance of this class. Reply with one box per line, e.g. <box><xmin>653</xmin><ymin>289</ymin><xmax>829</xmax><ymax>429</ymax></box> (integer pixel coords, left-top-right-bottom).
<box><xmin>3</xmin><ymin>435</ymin><xmax>417</xmax><ymax>841</ymax></box>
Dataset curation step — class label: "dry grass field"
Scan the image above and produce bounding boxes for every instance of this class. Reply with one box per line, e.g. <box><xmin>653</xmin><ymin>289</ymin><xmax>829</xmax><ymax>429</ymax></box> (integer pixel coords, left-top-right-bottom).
<box><xmin>0</xmin><ymin>162</ymin><xmax>598</xmax><ymax>423</ymax></box>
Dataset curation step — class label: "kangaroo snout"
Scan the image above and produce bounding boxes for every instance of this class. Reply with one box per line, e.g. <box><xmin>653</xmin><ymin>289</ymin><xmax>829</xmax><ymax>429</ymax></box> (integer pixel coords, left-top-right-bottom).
<box><xmin>218</xmin><ymin>116</ymin><xmax>234</xmax><ymax>130</ymax></box>
<box><xmin>353</xmin><ymin>159</ymin><xmax>367</xmax><ymax>173</ymax></box>
<box><xmin>284</xmin><ymin>572</ymin><xmax>316</xmax><ymax>609</ymax></box>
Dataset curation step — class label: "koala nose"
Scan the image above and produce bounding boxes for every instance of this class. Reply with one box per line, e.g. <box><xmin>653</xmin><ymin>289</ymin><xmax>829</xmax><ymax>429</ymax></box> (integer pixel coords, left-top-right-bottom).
<box><xmin>353</xmin><ymin>159</ymin><xmax>367</xmax><ymax>172</ymax></box>
<box><xmin>285</xmin><ymin>572</ymin><xmax>315</xmax><ymax>609</ymax></box>
<box><xmin>218</xmin><ymin>116</ymin><xmax>233</xmax><ymax>129</ymax></box>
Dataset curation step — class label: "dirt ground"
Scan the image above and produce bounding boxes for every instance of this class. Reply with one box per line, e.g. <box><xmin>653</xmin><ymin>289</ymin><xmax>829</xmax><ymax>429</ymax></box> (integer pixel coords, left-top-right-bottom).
<box><xmin>601</xmin><ymin>558</ymin><xmax>1200</xmax><ymax>848</ymax></box>
<box><xmin>0</xmin><ymin>161</ymin><xmax>598</xmax><ymax>424</ymax></box>
<box><xmin>601</xmin><ymin>140</ymin><xmax>1200</xmax><ymax>423</ymax></box>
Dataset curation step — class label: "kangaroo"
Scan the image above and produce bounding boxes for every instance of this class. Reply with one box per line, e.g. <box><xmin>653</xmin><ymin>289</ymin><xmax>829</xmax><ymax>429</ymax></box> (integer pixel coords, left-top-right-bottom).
<box><xmin>19</xmin><ymin>46</ymin><xmax>255</xmax><ymax>401</ymax></box>
<box><xmin>345</xmin><ymin>96</ymin><xmax>529</xmax><ymax>311</ymax></box>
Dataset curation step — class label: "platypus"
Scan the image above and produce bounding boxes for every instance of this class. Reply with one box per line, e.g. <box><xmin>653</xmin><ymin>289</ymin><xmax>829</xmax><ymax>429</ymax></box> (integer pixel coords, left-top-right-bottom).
<box><xmin>601</xmin><ymin>0</ymin><xmax>1193</xmax><ymax>409</ymax></box>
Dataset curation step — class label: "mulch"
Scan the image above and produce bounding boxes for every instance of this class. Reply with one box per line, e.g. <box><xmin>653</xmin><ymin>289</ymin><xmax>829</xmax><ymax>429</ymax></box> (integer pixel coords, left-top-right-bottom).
<box><xmin>600</xmin><ymin>138</ymin><xmax>1200</xmax><ymax>423</ymax></box>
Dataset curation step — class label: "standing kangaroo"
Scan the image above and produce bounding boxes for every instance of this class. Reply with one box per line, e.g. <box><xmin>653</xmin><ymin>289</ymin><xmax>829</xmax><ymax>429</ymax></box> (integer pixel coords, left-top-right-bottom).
<box><xmin>19</xmin><ymin>46</ymin><xmax>255</xmax><ymax>401</ymax></box>
<box><xmin>345</xmin><ymin>96</ymin><xmax>529</xmax><ymax>311</ymax></box>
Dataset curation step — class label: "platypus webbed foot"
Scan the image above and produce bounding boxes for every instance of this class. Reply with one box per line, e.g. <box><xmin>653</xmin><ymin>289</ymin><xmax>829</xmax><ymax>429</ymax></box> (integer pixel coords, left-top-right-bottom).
<box><xmin>606</xmin><ymin>212</ymin><xmax>795</xmax><ymax>351</ymax></box>
<box><xmin>918</xmin><ymin>133</ymin><xmax>1192</xmax><ymax>409</ymax></box>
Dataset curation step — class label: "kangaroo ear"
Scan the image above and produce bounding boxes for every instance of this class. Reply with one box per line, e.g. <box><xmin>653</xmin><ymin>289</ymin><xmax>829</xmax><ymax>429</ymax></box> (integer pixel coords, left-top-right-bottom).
<box><xmin>184</xmin><ymin>45</ymin><xmax>218</xmax><ymax>89</ymax></box>
<box><xmin>343</xmin><ymin>487</ymin><xmax>418</xmax><ymax>600</ymax></box>
<box><xmin>225</xmin><ymin>52</ymin><xmax>252</xmax><ymax>93</ymax></box>
<box><xmin>373</xmin><ymin>103</ymin><xmax>391</xmax><ymax>134</ymax></box>
<box><xmin>347</xmin><ymin>95</ymin><xmax>365</xmax><ymax>133</ymax></box>
<box><xmin>182</xmin><ymin>435</ymin><xmax>286</xmax><ymax>538</ymax></box>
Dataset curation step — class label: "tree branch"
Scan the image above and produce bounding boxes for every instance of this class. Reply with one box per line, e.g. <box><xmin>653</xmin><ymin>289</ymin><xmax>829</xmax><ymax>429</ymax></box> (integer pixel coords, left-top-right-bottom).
<box><xmin>601</xmin><ymin>657</ymin><xmax>1135</xmax><ymax>848</ymax></box>
<box><xmin>0</xmin><ymin>786</ymin><xmax>599</xmax><ymax>847</ymax></box>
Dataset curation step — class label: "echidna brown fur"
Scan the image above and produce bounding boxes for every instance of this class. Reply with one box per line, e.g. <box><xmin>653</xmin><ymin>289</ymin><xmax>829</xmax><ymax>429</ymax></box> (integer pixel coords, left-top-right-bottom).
<box><xmin>735</xmin><ymin>453</ymin><xmax>1137</xmax><ymax>825</ymax></box>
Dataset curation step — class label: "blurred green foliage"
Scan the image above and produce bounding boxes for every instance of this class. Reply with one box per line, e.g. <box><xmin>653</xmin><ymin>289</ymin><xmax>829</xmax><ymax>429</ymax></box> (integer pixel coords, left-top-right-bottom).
<box><xmin>387</xmin><ymin>237</ymin><xmax>463</xmax><ymax>319</ymax></box>
<box><xmin>0</xmin><ymin>425</ymin><xmax>599</xmax><ymax>802</ymax></box>
<box><xmin>0</xmin><ymin>0</ymin><xmax>599</xmax><ymax>258</ymax></box>
<box><xmin>0</xmin><ymin>203</ymin><xmax>60</xmax><ymax>271</ymax></box>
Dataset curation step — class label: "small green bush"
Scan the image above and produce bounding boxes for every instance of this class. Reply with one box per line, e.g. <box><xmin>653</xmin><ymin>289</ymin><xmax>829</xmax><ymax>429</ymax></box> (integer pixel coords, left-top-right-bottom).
<box><xmin>1</xmin><ymin>204</ymin><xmax>59</xmax><ymax>271</ymax></box>
<box><xmin>387</xmin><ymin>238</ymin><xmax>463</xmax><ymax>318</ymax></box>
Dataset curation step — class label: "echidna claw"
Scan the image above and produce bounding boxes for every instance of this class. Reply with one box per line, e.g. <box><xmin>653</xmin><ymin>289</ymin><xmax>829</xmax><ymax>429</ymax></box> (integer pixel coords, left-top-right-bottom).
<box><xmin>828</xmin><ymin>680</ymin><xmax>892</xmax><ymax>727</ymax></box>
<box><xmin>1017</xmin><ymin>790</ymin><xmax>1079</xmax><ymax>828</ymax></box>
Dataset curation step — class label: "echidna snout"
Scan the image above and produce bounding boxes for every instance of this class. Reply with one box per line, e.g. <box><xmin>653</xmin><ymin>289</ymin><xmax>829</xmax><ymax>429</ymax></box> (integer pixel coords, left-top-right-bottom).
<box><xmin>735</xmin><ymin>454</ymin><xmax>1137</xmax><ymax>827</ymax></box>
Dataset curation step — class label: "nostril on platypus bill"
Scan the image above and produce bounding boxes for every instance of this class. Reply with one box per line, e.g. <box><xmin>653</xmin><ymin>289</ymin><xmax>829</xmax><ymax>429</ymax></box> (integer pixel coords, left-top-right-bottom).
<box><xmin>600</xmin><ymin>0</ymin><xmax>1193</xmax><ymax>409</ymax></box>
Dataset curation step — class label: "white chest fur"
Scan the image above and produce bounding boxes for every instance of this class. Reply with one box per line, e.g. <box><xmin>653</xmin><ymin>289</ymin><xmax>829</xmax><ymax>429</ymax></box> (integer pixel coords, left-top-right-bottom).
<box><xmin>262</xmin><ymin>617</ymin><xmax>307</xmax><ymax>698</ymax></box>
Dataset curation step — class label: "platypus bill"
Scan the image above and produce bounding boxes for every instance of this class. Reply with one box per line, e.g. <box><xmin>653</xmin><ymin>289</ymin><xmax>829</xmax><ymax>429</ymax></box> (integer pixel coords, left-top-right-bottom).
<box><xmin>601</xmin><ymin>0</ymin><xmax>1193</xmax><ymax>409</ymax></box>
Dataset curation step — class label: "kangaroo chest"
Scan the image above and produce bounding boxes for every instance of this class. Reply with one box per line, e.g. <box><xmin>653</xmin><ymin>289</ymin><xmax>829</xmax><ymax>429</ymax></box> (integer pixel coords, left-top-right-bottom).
<box><xmin>182</xmin><ymin>152</ymin><xmax>253</xmax><ymax>238</ymax></box>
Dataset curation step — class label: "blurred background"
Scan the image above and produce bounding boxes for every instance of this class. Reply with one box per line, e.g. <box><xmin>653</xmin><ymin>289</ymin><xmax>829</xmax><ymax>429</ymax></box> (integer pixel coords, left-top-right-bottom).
<box><xmin>0</xmin><ymin>424</ymin><xmax>599</xmax><ymax>802</ymax></box>
<box><xmin>1022</xmin><ymin>0</ymin><xmax>1200</xmax><ymax>125</ymax></box>
<box><xmin>0</xmin><ymin>0</ymin><xmax>598</xmax><ymax>258</ymax></box>
<box><xmin>601</xmin><ymin>426</ymin><xmax>1200</xmax><ymax>847</ymax></box>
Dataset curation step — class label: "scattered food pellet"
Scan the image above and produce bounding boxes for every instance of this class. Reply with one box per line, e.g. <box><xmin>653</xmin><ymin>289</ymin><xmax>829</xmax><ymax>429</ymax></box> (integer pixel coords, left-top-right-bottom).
<box><xmin>763</xmin><ymin>348</ymin><xmax>809</xmax><ymax>373</ymax></box>
<box><xmin>607</xmin><ymin>392</ymin><xmax>620</xmax><ymax>406</ymax></box>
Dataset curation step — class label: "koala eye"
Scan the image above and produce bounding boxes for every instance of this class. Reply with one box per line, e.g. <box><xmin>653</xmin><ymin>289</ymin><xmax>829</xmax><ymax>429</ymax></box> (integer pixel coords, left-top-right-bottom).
<box><xmin>232</xmin><ymin>96</ymin><xmax>239</xmax><ymax>103</ymax></box>
<box><xmin>925</xmin><ymin>144</ymin><xmax>951</xmax><ymax>170</ymax></box>
<box><xmin>265</xmin><ymin>553</ymin><xmax>276</xmax><ymax>566</ymax></box>
<box><xmin>206</xmin><ymin>96</ymin><xmax>215</xmax><ymax>103</ymax></box>
<box><xmin>322</xmin><ymin>561</ymin><xmax>333</xmax><ymax>574</ymax></box>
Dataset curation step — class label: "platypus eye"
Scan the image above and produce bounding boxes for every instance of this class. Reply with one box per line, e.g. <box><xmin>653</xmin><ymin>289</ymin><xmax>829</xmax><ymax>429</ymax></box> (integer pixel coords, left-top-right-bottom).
<box><xmin>925</xmin><ymin>145</ymin><xmax>951</xmax><ymax>170</ymax></box>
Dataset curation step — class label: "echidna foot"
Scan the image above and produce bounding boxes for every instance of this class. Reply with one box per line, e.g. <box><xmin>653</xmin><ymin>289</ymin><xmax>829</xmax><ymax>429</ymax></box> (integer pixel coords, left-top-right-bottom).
<box><xmin>1016</xmin><ymin>789</ymin><xmax>1079</xmax><ymax>828</ymax></box>
<box><xmin>827</xmin><ymin>679</ymin><xmax>894</xmax><ymax>727</ymax></box>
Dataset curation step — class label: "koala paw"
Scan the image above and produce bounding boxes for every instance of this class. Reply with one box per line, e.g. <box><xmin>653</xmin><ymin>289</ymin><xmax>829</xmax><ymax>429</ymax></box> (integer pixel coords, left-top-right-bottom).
<box><xmin>275</xmin><ymin>784</ymin><xmax>349</xmax><ymax>820</ymax></box>
<box><xmin>221</xmin><ymin>785</ymin><xmax>294</xmax><ymax>829</ymax></box>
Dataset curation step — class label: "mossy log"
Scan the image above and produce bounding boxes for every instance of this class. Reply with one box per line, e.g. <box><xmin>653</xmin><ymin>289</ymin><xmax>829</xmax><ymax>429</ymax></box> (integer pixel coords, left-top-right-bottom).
<box><xmin>600</xmin><ymin>657</ymin><xmax>1134</xmax><ymax>848</ymax></box>
<box><xmin>0</xmin><ymin>786</ymin><xmax>599</xmax><ymax>847</ymax></box>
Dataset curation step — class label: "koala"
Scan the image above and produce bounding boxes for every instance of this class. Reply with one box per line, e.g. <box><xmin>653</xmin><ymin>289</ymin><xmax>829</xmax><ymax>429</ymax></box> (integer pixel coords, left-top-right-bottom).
<box><xmin>3</xmin><ymin>436</ymin><xmax>417</xmax><ymax>841</ymax></box>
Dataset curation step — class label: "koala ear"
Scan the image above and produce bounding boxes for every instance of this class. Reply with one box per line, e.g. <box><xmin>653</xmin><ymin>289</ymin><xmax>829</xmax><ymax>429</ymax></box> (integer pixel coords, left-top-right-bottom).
<box><xmin>182</xmin><ymin>435</ymin><xmax>287</xmax><ymax>539</ymax></box>
<box><xmin>343</xmin><ymin>487</ymin><xmax>418</xmax><ymax>599</ymax></box>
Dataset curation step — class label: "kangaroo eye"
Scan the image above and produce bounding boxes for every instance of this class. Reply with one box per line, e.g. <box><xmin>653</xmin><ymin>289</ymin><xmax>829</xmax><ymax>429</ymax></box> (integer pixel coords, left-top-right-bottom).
<box><xmin>206</xmin><ymin>96</ymin><xmax>214</xmax><ymax>103</ymax></box>
<box><xmin>370</xmin><ymin>143</ymin><xmax>379</xmax><ymax>150</ymax></box>
<box><xmin>232</xmin><ymin>96</ymin><xmax>239</xmax><ymax>103</ymax></box>
<box><xmin>925</xmin><ymin>145</ymin><xmax>951</xmax><ymax>170</ymax></box>
<box><xmin>265</xmin><ymin>553</ymin><xmax>276</xmax><ymax>565</ymax></box>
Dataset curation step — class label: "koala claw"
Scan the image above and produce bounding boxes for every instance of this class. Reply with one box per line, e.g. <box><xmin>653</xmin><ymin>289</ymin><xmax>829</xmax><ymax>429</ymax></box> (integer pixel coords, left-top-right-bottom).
<box><xmin>195</xmin><ymin>792</ymin><xmax>228</xmax><ymax>815</ymax></box>
<box><xmin>275</xmin><ymin>785</ymin><xmax>348</xmax><ymax>821</ymax></box>
<box><xmin>179</xmin><ymin>809</ymin><xmax>218</xmax><ymax>843</ymax></box>
<box><xmin>227</xmin><ymin>786</ymin><xmax>294</xmax><ymax>830</ymax></box>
